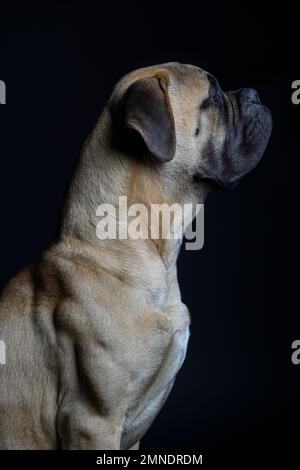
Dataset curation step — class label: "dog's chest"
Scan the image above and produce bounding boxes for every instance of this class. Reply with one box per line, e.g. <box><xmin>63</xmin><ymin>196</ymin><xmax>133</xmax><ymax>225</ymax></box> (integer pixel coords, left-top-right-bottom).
<box><xmin>122</xmin><ymin>304</ymin><xmax>190</xmax><ymax>448</ymax></box>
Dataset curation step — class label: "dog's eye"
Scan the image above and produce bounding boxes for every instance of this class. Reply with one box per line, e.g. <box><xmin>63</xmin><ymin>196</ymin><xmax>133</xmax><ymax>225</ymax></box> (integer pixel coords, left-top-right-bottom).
<box><xmin>200</xmin><ymin>91</ymin><xmax>222</xmax><ymax>110</ymax></box>
<box><xmin>212</xmin><ymin>92</ymin><xmax>222</xmax><ymax>106</ymax></box>
<box><xmin>209</xmin><ymin>90</ymin><xmax>223</xmax><ymax>108</ymax></box>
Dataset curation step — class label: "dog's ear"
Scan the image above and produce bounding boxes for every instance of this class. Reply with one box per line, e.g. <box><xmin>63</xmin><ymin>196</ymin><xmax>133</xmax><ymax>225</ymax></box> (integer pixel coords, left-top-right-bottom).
<box><xmin>122</xmin><ymin>74</ymin><xmax>176</xmax><ymax>162</ymax></box>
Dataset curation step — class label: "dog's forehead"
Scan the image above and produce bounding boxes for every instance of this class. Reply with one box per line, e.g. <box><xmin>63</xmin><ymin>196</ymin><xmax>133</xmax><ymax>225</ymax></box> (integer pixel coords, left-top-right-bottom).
<box><xmin>163</xmin><ymin>62</ymin><xmax>205</xmax><ymax>81</ymax></box>
<box><xmin>163</xmin><ymin>62</ymin><xmax>210</xmax><ymax>98</ymax></box>
<box><xmin>113</xmin><ymin>62</ymin><xmax>210</xmax><ymax>100</ymax></box>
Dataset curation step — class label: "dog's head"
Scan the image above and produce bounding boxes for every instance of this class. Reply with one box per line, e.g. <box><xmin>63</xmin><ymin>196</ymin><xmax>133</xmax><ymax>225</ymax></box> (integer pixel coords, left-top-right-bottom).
<box><xmin>109</xmin><ymin>62</ymin><xmax>272</xmax><ymax>198</ymax></box>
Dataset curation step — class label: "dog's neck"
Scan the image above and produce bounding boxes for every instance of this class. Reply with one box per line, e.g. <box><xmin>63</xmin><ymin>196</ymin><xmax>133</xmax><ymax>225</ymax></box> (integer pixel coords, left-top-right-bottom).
<box><xmin>59</xmin><ymin>107</ymin><xmax>207</xmax><ymax>306</ymax></box>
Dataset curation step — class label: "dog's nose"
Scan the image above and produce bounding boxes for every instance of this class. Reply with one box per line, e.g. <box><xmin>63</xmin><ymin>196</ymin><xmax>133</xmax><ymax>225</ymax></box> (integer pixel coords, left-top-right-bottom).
<box><xmin>238</xmin><ymin>88</ymin><xmax>261</xmax><ymax>104</ymax></box>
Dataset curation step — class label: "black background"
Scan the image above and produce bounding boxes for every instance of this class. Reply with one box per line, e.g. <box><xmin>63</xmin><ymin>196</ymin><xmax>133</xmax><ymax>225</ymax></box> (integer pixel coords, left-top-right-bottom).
<box><xmin>0</xmin><ymin>3</ymin><xmax>297</xmax><ymax>449</ymax></box>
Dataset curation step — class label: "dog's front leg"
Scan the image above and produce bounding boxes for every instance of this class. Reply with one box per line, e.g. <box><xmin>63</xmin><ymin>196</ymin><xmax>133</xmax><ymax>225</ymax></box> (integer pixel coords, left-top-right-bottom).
<box><xmin>55</xmin><ymin>330</ymin><xmax>127</xmax><ymax>450</ymax></box>
<box><xmin>129</xmin><ymin>441</ymin><xmax>140</xmax><ymax>450</ymax></box>
<box><xmin>57</xmin><ymin>404</ymin><xmax>123</xmax><ymax>450</ymax></box>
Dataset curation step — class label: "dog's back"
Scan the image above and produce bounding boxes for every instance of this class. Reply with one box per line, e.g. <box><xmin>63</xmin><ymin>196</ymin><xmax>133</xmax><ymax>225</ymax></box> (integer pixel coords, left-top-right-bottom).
<box><xmin>0</xmin><ymin>263</ymin><xmax>58</xmax><ymax>449</ymax></box>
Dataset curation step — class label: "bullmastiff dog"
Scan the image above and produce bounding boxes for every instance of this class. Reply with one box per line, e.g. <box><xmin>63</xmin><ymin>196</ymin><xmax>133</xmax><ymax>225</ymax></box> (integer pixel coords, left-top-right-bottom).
<box><xmin>0</xmin><ymin>63</ymin><xmax>272</xmax><ymax>449</ymax></box>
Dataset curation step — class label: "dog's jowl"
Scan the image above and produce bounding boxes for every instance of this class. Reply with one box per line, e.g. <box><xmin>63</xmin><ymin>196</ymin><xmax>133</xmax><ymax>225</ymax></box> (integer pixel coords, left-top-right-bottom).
<box><xmin>0</xmin><ymin>63</ymin><xmax>272</xmax><ymax>449</ymax></box>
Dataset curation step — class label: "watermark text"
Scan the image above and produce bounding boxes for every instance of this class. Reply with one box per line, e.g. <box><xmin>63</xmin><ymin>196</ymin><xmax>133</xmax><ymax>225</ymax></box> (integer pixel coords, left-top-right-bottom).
<box><xmin>0</xmin><ymin>80</ymin><xmax>6</xmax><ymax>104</ymax></box>
<box><xmin>0</xmin><ymin>340</ymin><xmax>6</xmax><ymax>365</ymax></box>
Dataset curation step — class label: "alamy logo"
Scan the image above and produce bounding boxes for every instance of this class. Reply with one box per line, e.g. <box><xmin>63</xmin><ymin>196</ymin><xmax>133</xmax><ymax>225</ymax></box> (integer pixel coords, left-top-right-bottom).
<box><xmin>291</xmin><ymin>340</ymin><xmax>300</xmax><ymax>365</ymax></box>
<box><xmin>96</xmin><ymin>197</ymin><xmax>205</xmax><ymax>251</ymax></box>
<box><xmin>291</xmin><ymin>81</ymin><xmax>300</xmax><ymax>105</ymax></box>
<box><xmin>0</xmin><ymin>340</ymin><xmax>6</xmax><ymax>365</ymax></box>
<box><xmin>0</xmin><ymin>80</ymin><xmax>6</xmax><ymax>104</ymax></box>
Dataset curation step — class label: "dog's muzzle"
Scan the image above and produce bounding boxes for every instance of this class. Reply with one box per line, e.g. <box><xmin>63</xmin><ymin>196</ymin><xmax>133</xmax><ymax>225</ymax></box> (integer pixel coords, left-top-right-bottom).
<box><xmin>221</xmin><ymin>87</ymin><xmax>273</xmax><ymax>186</ymax></box>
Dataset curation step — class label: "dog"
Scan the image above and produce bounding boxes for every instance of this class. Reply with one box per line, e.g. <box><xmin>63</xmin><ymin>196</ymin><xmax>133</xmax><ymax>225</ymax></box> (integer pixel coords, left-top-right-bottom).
<box><xmin>0</xmin><ymin>62</ymin><xmax>272</xmax><ymax>449</ymax></box>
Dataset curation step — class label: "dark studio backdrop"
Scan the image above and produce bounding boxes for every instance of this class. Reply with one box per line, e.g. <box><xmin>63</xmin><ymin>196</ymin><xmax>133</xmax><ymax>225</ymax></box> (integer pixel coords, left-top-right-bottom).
<box><xmin>0</xmin><ymin>3</ymin><xmax>297</xmax><ymax>450</ymax></box>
